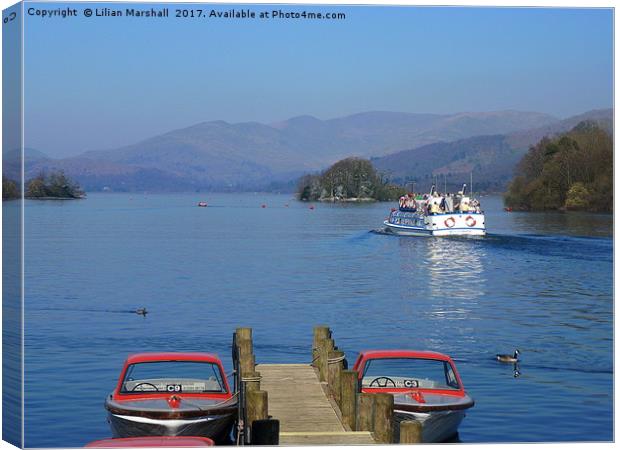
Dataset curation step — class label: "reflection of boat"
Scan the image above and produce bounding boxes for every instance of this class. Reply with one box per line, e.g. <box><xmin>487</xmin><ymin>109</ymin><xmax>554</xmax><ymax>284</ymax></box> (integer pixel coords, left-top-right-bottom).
<box><xmin>85</xmin><ymin>436</ymin><xmax>215</xmax><ymax>447</ymax></box>
<box><xmin>384</xmin><ymin>184</ymin><xmax>485</xmax><ymax>236</ymax></box>
<box><xmin>105</xmin><ymin>353</ymin><xmax>237</xmax><ymax>444</ymax></box>
<box><xmin>352</xmin><ymin>350</ymin><xmax>474</xmax><ymax>443</ymax></box>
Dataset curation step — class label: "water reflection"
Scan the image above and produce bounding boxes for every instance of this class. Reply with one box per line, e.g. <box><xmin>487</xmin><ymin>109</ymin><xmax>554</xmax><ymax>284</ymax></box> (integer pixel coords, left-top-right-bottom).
<box><xmin>398</xmin><ymin>237</ymin><xmax>486</xmax><ymax>300</ymax></box>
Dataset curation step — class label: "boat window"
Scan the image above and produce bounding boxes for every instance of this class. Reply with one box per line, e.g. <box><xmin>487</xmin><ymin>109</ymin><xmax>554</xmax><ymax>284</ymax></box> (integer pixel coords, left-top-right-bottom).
<box><xmin>361</xmin><ymin>358</ymin><xmax>460</xmax><ymax>390</ymax></box>
<box><xmin>120</xmin><ymin>361</ymin><xmax>227</xmax><ymax>394</ymax></box>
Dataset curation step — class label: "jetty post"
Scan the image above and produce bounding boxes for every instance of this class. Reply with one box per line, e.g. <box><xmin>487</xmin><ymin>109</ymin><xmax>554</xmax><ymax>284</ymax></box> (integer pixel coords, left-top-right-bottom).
<box><xmin>319</xmin><ymin>338</ymin><xmax>335</xmax><ymax>382</ymax></box>
<box><xmin>246</xmin><ymin>390</ymin><xmax>269</xmax><ymax>439</ymax></box>
<box><xmin>356</xmin><ymin>393</ymin><xmax>375</xmax><ymax>433</ymax></box>
<box><xmin>399</xmin><ymin>420</ymin><xmax>423</xmax><ymax>444</ymax></box>
<box><xmin>312</xmin><ymin>326</ymin><xmax>330</xmax><ymax>367</ymax></box>
<box><xmin>340</xmin><ymin>370</ymin><xmax>358</xmax><ymax>430</ymax></box>
<box><xmin>327</xmin><ymin>349</ymin><xmax>345</xmax><ymax>405</ymax></box>
<box><xmin>355</xmin><ymin>392</ymin><xmax>395</xmax><ymax>443</ymax></box>
<box><xmin>373</xmin><ymin>393</ymin><xmax>395</xmax><ymax>444</ymax></box>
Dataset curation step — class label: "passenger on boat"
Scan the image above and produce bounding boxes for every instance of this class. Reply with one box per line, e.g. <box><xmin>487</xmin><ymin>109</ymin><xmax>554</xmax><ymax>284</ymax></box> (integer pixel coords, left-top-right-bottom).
<box><xmin>430</xmin><ymin>200</ymin><xmax>440</xmax><ymax>214</ymax></box>
<box><xmin>445</xmin><ymin>194</ymin><xmax>454</xmax><ymax>212</ymax></box>
<box><xmin>460</xmin><ymin>199</ymin><xmax>470</xmax><ymax>212</ymax></box>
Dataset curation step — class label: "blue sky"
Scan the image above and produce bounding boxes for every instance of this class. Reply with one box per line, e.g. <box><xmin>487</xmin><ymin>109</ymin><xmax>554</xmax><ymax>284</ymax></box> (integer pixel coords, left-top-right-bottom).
<box><xmin>22</xmin><ymin>4</ymin><xmax>613</xmax><ymax>157</ymax></box>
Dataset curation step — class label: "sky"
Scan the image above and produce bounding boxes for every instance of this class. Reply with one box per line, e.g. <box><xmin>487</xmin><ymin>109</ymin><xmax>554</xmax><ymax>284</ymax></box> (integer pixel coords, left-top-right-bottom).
<box><xmin>21</xmin><ymin>3</ymin><xmax>614</xmax><ymax>157</ymax></box>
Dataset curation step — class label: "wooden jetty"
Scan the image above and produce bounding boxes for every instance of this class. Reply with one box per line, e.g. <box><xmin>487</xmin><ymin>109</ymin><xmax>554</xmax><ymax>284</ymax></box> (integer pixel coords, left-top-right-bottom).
<box><xmin>257</xmin><ymin>363</ymin><xmax>375</xmax><ymax>445</ymax></box>
<box><xmin>233</xmin><ymin>325</ymin><xmax>423</xmax><ymax>446</ymax></box>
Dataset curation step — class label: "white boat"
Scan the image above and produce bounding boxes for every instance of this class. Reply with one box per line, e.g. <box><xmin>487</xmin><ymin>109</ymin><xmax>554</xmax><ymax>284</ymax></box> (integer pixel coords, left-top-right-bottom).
<box><xmin>384</xmin><ymin>184</ymin><xmax>486</xmax><ymax>236</ymax></box>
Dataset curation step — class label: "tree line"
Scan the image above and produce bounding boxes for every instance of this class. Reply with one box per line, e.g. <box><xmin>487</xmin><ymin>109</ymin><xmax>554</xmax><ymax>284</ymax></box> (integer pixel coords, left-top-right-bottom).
<box><xmin>504</xmin><ymin>121</ymin><xmax>612</xmax><ymax>212</ymax></box>
<box><xmin>297</xmin><ymin>157</ymin><xmax>406</xmax><ymax>201</ymax></box>
<box><xmin>2</xmin><ymin>171</ymin><xmax>85</xmax><ymax>200</ymax></box>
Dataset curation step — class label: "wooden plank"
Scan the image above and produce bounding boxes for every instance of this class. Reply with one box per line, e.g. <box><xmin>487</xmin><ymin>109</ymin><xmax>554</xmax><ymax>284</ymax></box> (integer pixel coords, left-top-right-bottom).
<box><xmin>257</xmin><ymin>364</ymin><xmax>378</xmax><ymax>444</ymax></box>
<box><xmin>279</xmin><ymin>432</ymin><xmax>376</xmax><ymax>445</ymax></box>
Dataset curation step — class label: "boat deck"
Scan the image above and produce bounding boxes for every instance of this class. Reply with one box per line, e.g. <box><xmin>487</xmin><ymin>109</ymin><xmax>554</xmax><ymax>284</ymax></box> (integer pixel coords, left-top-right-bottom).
<box><xmin>256</xmin><ymin>363</ymin><xmax>376</xmax><ymax>445</ymax></box>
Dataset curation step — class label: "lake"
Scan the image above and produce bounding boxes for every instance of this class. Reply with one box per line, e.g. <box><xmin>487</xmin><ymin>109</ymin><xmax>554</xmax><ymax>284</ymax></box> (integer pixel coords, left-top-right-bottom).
<box><xmin>16</xmin><ymin>193</ymin><xmax>613</xmax><ymax>446</ymax></box>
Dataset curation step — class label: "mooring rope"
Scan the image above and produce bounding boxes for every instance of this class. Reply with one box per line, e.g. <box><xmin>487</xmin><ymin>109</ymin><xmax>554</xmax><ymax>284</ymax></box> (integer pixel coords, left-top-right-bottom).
<box><xmin>327</xmin><ymin>355</ymin><xmax>346</xmax><ymax>364</ymax></box>
<box><xmin>241</xmin><ymin>375</ymin><xmax>262</xmax><ymax>383</ymax></box>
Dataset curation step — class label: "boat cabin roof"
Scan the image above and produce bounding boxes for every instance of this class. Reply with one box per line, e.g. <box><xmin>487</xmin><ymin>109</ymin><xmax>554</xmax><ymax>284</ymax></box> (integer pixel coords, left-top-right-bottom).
<box><xmin>125</xmin><ymin>352</ymin><xmax>223</xmax><ymax>365</ymax></box>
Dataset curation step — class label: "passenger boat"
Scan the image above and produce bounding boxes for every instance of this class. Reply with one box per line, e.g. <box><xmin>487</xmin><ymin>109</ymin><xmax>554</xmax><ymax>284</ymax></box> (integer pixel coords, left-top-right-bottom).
<box><xmin>384</xmin><ymin>184</ymin><xmax>485</xmax><ymax>236</ymax></box>
<box><xmin>105</xmin><ymin>353</ymin><xmax>237</xmax><ymax>444</ymax></box>
<box><xmin>352</xmin><ymin>350</ymin><xmax>474</xmax><ymax>443</ymax></box>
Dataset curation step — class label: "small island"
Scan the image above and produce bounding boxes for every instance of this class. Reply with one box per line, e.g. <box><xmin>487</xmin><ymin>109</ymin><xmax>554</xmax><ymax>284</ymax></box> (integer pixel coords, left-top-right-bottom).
<box><xmin>297</xmin><ymin>157</ymin><xmax>406</xmax><ymax>202</ymax></box>
<box><xmin>2</xmin><ymin>176</ymin><xmax>19</xmax><ymax>200</ymax></box>
<box><xmin>504</xmin><ymin>121</ymin><xmax>612</xmax><ymax>213</ymax></box>
<box><xmin>24</xmin><ymin>171</ymin><xmax>85</xmax><ymax>200</ymax></box>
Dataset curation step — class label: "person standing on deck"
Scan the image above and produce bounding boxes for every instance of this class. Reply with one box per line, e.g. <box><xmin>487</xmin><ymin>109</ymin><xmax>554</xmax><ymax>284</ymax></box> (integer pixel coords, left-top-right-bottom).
<box><xmin>445</xmin><ymin>193</ymin><xmax>454</xmax><ymax>212</ymax></box>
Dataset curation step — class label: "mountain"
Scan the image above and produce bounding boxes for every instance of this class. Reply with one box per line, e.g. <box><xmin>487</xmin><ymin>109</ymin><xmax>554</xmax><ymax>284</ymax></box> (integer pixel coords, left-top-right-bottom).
<box><xmin>20</xmin><ymin>110</ymin><xmax>560</xmax><ymax>191</ymax></box>
<box><xmin>3</xmin><ymin>148</ymin><xmax>50</xmax><ymax>182</ymax></box>
<box><xmin>372</xmin><ymin>108</ymin><xmax>613</xmax><ymax>192</ymax></box>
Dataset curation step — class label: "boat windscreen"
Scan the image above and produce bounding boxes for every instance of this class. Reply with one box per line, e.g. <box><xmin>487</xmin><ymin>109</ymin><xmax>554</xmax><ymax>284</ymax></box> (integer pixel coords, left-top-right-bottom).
<box><xmin>362</xmin><ymin>358</ymin><xmax>460</xmax><ymax>390</ymax></box>
<box><xmin>121</xmin><ymin>361</ymin><xmax>227</xmax><ymax>394</ymax></box>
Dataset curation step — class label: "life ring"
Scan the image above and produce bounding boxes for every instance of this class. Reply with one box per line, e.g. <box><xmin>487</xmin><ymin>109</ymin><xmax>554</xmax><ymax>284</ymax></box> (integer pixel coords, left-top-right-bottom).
<box><xmin>465</xmin><ymin>216</ymin><xmax>477</xmax><ymax>227</ymax></box>
<box><xmin>444</xmin><ymin>217</ymin><xmax>456</xmax><ymax>228</ymax></box>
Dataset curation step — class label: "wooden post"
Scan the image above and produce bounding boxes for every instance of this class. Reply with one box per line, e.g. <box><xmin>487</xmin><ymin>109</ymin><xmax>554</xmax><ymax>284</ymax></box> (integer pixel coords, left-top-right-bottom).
<box><xmin>236</xmin><ymin>327</ymin><xmax>253</xmax><ymax>346</ymax></box>
<box><xmin>373</xmin><ymin>393</ymin><xmax>394</xmax><ymax>444</ymax></box>
<box><xmin>327</xmin><ymin>350</ymin><xmax>345</xmax><ymax>404</ymax></box>
<box><xmin>243</xmin><ymin>371</ymin><xmax>261</xmax><ymax>393</ymax></box>
<box><xmin>236</xmin><ymin>338</ymin><xmax>253</xmax><ymax>376</ymax></box>
<box><xmin>312</xmin><ymin>326</ymin><xmax>330</xmax><ymax>367</ymax></box>
<box><xmin>240</xmin><ymin>353</ymin><xmax>255</xmax><ymax>378</ymax></box>
<box><xmin>319</xmin><ymin>338</ymin><xmax>334</xmax><ymax>382</ymax></box>
<box><xmin>340</xmin><ymin>370</ymin><xmax>358</xmax><ymax>430</ymax></box>
<box><xmin>246</xmin><ymin>390</ymin><xmax>268</xmax><ymax>438</ymax></box>
<box><xmin>399</xmin><ymin>420</ymin><xmax>423</xmax><ymax>444</ymax></box>
<box><xmin>356</xmin><ymin>393</ymin><xmax>375</xmax><ymax>432</ymax></box>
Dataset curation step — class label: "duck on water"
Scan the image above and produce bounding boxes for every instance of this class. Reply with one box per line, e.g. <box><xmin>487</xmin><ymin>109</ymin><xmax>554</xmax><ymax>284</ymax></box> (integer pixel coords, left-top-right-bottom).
<box><xmin>496</xmin><ymin>349</ymin><xmax>520</xmax><ymax>363</ymax></box>
<box><xmin>383</xmin><ymin>183</ymin><xmax>486</xmax><ymax>237</ymax></box>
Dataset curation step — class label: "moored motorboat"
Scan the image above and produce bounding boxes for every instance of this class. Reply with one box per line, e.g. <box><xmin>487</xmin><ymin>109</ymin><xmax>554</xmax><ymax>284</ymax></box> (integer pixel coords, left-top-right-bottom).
<box><xmin>384</xmin><ymin>184</ymin><xmax>486</xmax><ymax>236</ymax></box>
<box><xmin>352</xmin><ymin>350</ymin><xmax>474</xmax><ymax>443</ymax></box>
<box><xmin>105</xmin><ymin>352</ymin><xmax>237</xmax><ymax>444</ymax></box>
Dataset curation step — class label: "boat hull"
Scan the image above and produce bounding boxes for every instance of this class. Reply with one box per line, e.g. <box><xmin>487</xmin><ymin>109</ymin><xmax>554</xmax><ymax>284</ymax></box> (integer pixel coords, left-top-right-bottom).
<box><xmin>393</xmin><ymin>409</ymin><xmax>466</xmax><ymax>443</ymax></box>
<box><xmin>107</xmin><ymin>412</ymin><xmax>235</xmax><ymax>443</ymax></box>
<box><xmin>384</xmin><ymin>212</ymin><xmax>486</xmax><ymax>237</ymax></box>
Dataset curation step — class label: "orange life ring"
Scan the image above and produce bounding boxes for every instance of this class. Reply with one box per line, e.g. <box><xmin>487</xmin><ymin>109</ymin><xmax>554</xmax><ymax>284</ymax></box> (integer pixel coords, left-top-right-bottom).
<box><xmin>444</xmin><ymin>217</ymin><xmax>456</xmax><ymax>228</ymax></box>
<box><xmin>465</xmin><ymin>216</ymin><xmax>477</xmax><ymax>227</ymax></box>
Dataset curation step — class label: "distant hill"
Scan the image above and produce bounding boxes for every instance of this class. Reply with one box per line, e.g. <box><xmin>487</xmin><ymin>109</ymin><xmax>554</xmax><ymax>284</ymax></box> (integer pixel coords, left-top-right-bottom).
<box><xmin>17</xmin><ymin>110</ymin><xmax>559</xmax><ymax>191</ymax></box>
<box><xmin>372</xmin><ymin>109</ymin><xmax>613</xmax><ymax>193</ymax></box>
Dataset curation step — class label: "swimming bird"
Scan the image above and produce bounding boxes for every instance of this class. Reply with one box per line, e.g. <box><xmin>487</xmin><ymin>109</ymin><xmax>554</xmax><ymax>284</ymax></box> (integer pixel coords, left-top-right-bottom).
<box><xmin>496</xmin><ymin>349</ymin><xmax>520</xmax><ymax>363</ymax></box>
<box><xmin>135</xmin><ymin>308</ymin><xmax>148</xmax><ymax>316</ymax></box>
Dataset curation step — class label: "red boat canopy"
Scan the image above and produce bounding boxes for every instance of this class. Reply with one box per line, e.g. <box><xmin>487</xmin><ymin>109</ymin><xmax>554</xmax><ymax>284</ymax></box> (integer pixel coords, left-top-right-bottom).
<box><xmin>124</xmin><ymin>352</ymin><xmax>223</xmax><ymax>365</ymax></box>
<box><xmin>85</xmin><ymin>436</ymin><xmax>215</xmax><ymax>447</ymax></box>
<box><xmin>356</xmin><ymin>350</ymin><xmax>454</xmax><ymax>362</ymax></box>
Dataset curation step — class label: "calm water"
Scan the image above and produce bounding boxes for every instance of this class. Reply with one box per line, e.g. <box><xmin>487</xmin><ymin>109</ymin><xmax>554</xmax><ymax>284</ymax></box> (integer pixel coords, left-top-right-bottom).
<box><xmin>17</xmin><ymin>193</ymin><xmax>612</xmax><ymax>447</ymax></box>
